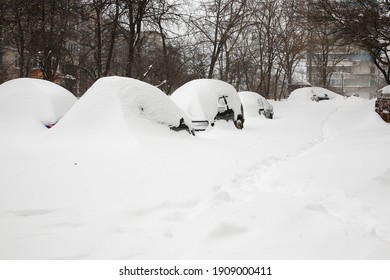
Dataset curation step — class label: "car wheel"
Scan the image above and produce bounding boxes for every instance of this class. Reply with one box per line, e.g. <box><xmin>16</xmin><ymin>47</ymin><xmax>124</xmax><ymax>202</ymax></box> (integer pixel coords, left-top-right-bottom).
<box><xmin>234</xmin><ymin>119</ymin><xmax>243</xmax><ymax>129</ymax></box>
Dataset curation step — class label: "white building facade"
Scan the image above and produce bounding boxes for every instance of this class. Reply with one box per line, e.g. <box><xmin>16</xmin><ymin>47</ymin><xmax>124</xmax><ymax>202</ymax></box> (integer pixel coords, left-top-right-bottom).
<box><xmin>327</xmin><ymin>51</ymin><xmax>386</xmax><ymax>99</ymax></box>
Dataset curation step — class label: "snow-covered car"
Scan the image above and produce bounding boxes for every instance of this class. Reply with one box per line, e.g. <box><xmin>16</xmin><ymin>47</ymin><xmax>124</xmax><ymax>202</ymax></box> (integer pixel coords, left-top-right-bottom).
<box><xmin>0</xmin><ymin>78</ymin><xmax>77</xmax><ymax>138</ymax></box>
<box><xmin>258</xmin><ymin>97</ymin><xmax>274</xmax><ymax>119</ymax></box>
<box><xmin>171</xmin><ymin>79</ymin><xmax>245</xmax><ymax>131</ymax></box>
<box><xmin>238</xmin><ymin>91</ymin><xmax>274</xmax><ymax>119</ymax></box>
<box><xmin>376</xmin><ymin>85</ymin><xmax>390</xmax><ymax>122</ymax></box>
<box><xmin>288</xmin><ymin>87</ymin><xmax>340</xmax><ymax>102</ymax></box>
<box><xmin>50</xmin><ymin>76</ymin><xmax>195</xmax><ymax>137</ymax></box>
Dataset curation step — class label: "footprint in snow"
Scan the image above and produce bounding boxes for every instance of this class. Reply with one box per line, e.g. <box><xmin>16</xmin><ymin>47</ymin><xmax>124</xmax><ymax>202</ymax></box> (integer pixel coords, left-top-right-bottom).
<box><xmin>163</xmin><ymin>211</ymin><xmax>186</xmax><ymax>222</ymax></box>
<box><xmin>207</xmin><ymin>223</ymin><xmax>247</xmax><ymax>240</ymax></box>
<box><xmin>305</xmin><ymin>204</ymin><xmax>328</xmax><ymax>214</ymax></box>
<box><xmin>212</xmin><ymin>191</ymin><xmax>232</xmax><ymax>205</ymax></box>
<box><xmin>6</xmin><ymin>209</ymin><xmax>54</xmax><ymax>217</ymax></box>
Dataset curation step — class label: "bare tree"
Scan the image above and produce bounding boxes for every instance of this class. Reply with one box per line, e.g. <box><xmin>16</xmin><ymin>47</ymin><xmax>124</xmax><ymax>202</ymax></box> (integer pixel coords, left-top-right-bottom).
<box><xmin>317</xmin><ymin>0</ymin><xmax>390</xmax><ymax>85</ymax></box>
<box><xmin>306</xmin><ymin>1</ymin><xmax>351</xmax><ymax>88</ymax></box>
<box><xmin>78</xmin><ymin>0</ymin><xmax>121</xmax><ymax>80</ymax></box>
<box><xmin>33</xmin><ymin>0</ymin><xmax>76</xmax><ymax>82</ymax></box>
<box><xmin>119</xmin><ymin>0</ymin><xmax>150</xmax><ymax>77</ymax></box>
<box><xmin>309</xmin><ymin>23</ymin><xmax>350</xmax><ymax>88</ymax></box>
<box><xmin>243</xmin><ymin>0</ymin><xmax>282</xmax><ymax>98</ymax></box>
<box><xmin>277</xmin><ymin>0</ymin><xmax>307</xmax><ymax>89</ymax></box>
<box><xmin>189</xmin><ymin>0</ymin><xmax>249</xmax><ymax>79</ymax></box>
<box><xmin>3</xmin><ymin>0</ymin><xmax>39</xmax><ymax>78</ymax></box>
<box><xmin>3</xmin><ymin>0</ymin><xmax>80</xmax><ymax>83</ymax></box>
<box><xmin>0</xmin><ymin>0</ymin><xmax>7</xmax><ymax>83</ymax></box>
<box><xmin>147</xmin><ymin>0</ymin><xmax>184</xmax><ymax>93</ymax></box>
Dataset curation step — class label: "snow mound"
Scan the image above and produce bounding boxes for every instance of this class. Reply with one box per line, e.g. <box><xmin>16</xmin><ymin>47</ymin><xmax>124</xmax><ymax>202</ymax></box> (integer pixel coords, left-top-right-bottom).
<box><xmin>238</xmin><ymin>91</ymin><xmax>266</xmax><ymax>118</ymax></box>
<box><xmin>289</xmin><ymin>87</ymin><xmax>341</xmax><ymax>102</ymax></box>
<box><xmin>171</xmin><ymin>79</ymin><xmax>242</xmax><ymax>124</ymax></box>
<box><xmin>49</xmin><ymin>76</ymin><xmax>193</xmax><ymax>140</ymax></box>
<box><xmin>0</xmin><ymin>78</ymin><xmax>76</xmax><ymax>140</ymax></box>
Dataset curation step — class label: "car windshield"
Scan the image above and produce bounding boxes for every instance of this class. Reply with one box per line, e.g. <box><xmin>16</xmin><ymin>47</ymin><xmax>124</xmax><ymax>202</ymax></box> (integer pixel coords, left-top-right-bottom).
<box><xmin>218</xmin><ymin>96</ymin><xmax>228</xmax><ymax>106</ymax></box>
<box><xmin>258</xmin><ymin>99</ymin><xmax>272</xmax><ymax>110</ymax></box>
<box><xmin>218</xmin><ymin>96</ymin><xmax>229</xmax><ymax>112</ymax></box>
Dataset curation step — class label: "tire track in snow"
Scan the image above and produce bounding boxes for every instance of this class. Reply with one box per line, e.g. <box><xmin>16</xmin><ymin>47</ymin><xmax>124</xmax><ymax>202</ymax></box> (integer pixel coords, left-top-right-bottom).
<box><xmin>220</xmin><ymin>106</ymin><xmax>342</xmax><ymax>200</ymax></box>
<box><xmin>220</xmin><ymin>102</ymin><xmax>390</xmax><ymax>245</ymax></box>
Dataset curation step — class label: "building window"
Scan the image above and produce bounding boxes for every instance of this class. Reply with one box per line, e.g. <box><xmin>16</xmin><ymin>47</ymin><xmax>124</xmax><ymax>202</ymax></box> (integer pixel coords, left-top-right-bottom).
<box><xmin>65</xmin><ymin>41</ymin><xmax>80</xmax><ymax>56</ymax></box>
<box><xmin>15</xmin><ymin>56</ymin><xmax>40</xmax><ymax>69</ymax></box>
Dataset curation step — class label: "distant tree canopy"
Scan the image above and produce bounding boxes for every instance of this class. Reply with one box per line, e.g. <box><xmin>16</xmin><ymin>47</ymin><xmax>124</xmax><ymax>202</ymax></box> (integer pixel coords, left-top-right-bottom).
<box><xmin>314</xmin><ymin>0</ymin><xmax>390</xmax><ymax>84</ymax></box>
<box><xmin>1</xmin><ymin>0</ymin><xmax>387</xmax><ymax>98</ymax></box>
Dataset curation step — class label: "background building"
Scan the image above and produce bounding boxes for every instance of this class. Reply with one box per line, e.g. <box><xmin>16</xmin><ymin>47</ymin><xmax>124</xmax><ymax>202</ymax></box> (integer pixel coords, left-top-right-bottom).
<box><xmin>308</xmin><ymin>49</ymin><xmax>386</xmax><ymax>99</ymax></box>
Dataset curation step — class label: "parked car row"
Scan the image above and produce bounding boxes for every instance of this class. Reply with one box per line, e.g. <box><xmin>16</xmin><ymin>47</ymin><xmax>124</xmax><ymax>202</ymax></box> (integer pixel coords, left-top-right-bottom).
<box><xmin>0</xmin><ymin>77</ymin><xmax>275</xmax><ymax>138</ymax></box>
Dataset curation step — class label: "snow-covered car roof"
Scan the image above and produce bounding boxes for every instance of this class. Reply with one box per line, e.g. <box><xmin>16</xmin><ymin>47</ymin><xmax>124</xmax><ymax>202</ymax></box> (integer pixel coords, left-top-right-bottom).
<box><xmin>49</xmin><ymin>76</ymin><xmax>194</xmax><ymax>139</ymax></box>
<box><xmin>171</xmin><ymin>79</ymin><xmax>243</xmax><ymax>124</ymax></box>
<box><xmin>0</xmin><ymin>78</ymin><xmax>77</xmax><ymax>139</ymax></box>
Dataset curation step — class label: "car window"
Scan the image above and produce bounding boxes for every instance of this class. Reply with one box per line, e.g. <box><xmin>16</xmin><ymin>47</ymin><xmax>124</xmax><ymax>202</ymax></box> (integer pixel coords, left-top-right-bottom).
<box><xmin>218</xmin><ymin>96</ymin><xmax>228</xmax><ymax>106</ymax></box>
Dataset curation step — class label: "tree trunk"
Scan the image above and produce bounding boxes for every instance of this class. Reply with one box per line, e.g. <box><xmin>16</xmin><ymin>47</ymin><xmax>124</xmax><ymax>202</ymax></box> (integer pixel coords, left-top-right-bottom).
<box><xmin>104</xmin><ymin>0</ymin><xmax>120</xmax><ymax>76</ymax></box>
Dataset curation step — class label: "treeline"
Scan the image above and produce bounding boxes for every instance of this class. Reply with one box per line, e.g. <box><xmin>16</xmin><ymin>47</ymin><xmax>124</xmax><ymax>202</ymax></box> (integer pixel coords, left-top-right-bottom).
<box><xmin>0</xmin><ymin>0</ymin><xmax>389</xmax><ymax>98</ymax></box>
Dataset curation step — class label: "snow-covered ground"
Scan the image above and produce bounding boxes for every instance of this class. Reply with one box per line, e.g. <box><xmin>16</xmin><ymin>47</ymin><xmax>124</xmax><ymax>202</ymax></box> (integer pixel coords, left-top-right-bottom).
<box><xmin>1</xmin><ymin>80</ymin><xmax>390</xmax><ymax>260</ymax></box>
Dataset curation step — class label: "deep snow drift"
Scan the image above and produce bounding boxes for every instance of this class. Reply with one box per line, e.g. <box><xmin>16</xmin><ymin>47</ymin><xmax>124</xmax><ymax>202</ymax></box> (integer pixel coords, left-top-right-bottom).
<box><xmin>0</xmin><ymin>82</ymin><xmax>390</xmax><ymax>259</ymax></box>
